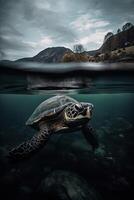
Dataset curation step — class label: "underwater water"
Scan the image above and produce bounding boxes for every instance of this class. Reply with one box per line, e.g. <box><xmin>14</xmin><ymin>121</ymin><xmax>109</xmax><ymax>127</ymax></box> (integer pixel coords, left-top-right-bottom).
<box><xmin>0</xmin><ymin>62</ymin><xmax>134</xmax><ymax>200</ymax></box>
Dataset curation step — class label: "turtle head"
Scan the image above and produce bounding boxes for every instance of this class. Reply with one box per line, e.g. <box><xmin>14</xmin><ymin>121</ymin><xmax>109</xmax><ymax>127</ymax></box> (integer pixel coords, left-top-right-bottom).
<box><xmin>64</xmin><ymin>102</ymin><xmax>94</xmax><ymax>127</ymax></box>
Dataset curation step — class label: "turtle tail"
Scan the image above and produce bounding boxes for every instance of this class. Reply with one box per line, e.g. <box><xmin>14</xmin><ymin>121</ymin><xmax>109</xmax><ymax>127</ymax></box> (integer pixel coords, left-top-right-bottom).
<box><xmin>8</xmin><ymin>128</ymin><xmax>51</xmax><ymax>161</ymax></box>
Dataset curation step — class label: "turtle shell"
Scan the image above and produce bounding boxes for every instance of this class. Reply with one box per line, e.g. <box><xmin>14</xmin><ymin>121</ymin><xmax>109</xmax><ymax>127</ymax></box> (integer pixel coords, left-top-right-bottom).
<box><xmin>26</xmin><ymin>95</ymin><xmax>78</xmax><ymax>129</ymax></box>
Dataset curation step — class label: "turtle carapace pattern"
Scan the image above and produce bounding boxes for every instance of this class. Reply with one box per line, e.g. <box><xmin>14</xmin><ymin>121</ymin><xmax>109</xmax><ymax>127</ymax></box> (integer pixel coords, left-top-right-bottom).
<box><xmin>9</xmin><ymin>95</ymin><xmax>98</xmax><ymax>160</ymax></box>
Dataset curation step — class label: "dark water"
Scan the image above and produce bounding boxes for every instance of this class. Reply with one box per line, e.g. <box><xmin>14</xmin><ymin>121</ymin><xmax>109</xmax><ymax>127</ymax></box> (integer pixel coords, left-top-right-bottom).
<box><xmin>0</xmin><ymin>62</ymin><xmax>134</xmax><ymax>200</ymax></box>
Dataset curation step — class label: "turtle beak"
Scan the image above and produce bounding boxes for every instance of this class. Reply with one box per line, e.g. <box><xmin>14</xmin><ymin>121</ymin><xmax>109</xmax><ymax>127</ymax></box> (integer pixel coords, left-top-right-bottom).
<box><xmin>89</xmin><ymin>104</ymin><xmax>94</xmax><ymax>111</ymax></box>
<box><xmin>89</xmin><ymin>103</ymin><xmax>94</xmax><ymax>116</ymax></box>
<box><xmin>84</xmin><ymin>104</ymin><xmax>94</xmax><ymax>118</ymax></box>
<box><xmin>79</xmin><ymin>103</ymin><xmax>94</xmax><ymax>119</ymax></box>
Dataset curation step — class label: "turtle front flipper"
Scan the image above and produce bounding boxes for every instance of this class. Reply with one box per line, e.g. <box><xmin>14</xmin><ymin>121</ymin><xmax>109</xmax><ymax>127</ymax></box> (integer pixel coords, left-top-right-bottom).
<box><xmin>82</xmin><ymin>125</ymin><xmax>99</xmax><ymax>151</ymax></box>
<box><xmin>8</xmin><ymin>127</ymin><xmax>51</xmax><ymax>160</ymax></box>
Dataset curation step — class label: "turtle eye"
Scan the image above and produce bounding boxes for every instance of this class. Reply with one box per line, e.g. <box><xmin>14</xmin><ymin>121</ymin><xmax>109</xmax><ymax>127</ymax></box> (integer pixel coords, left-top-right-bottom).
<box><xmin>75</xmin><ymin>104</ymin><xmax>81</xmax><ymax>110</ymax></box>
<box><xmin>75</xmin><ymin>104</ymin><xmax>83</xmax><ymax>112</ymax></box>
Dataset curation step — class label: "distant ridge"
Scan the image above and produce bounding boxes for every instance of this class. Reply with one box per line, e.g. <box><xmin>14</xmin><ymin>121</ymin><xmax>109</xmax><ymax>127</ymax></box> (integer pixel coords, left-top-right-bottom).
<box><xmin>16</xmin><ymin>47</ymin><xmax>72</xmax><ymax>63</ymax></box>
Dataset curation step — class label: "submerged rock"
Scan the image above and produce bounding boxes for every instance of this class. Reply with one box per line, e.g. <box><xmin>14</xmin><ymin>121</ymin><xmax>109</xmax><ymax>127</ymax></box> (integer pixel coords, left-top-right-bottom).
<box><xmin>39</xmin><ymin>170</ymin><xmax>100</xmax><ymax>200</ymax></box>
<box><xmin>94</xmin><ymin>145</ymin><xmax>106</xmax><ymax>157</ymax></box>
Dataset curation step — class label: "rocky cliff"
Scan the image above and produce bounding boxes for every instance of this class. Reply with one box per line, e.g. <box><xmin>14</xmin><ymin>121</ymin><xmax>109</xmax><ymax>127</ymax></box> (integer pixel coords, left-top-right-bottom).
<box><xmin>88</xmin><ymin>26</ymin><xmax>134</xmax><ymax>56</ymax></box>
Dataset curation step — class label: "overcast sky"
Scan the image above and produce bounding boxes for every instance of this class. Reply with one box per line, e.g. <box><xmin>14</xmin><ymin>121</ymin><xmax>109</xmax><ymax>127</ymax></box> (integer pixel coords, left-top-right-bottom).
<box><xmin>0</xmin><ymin>0</ymin><xmax>134</xmax><ymax>60</ymax></box>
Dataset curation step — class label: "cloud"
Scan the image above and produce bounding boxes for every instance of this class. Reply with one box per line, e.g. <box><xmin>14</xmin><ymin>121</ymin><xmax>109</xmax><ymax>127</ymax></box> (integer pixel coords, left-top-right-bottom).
<box><xmin>78</xmin><ymin>29</ymin><xmax>112</xmax><ymax>50</ymax></box>
<box><xmin>71</xmin><ymin>14</ymin><xmax>110</xmax><ymax>31</ymax></box>
<box><xmin>0</xmin><ymin>50</ymin><xmax>6</xmax><ymax>60</ymax></box>
<box><xmin>21</xmin><ymin>1</ymin><xmax>76</xmax><ymax>43</ymax></box>
<box><xmin>27</xmin><ymin>36</ymin><xmax>53</xmax><ymax>49</ymax></box>
<box><xmin>0</xmin><ymin>0</ymin><xmax>134</xmax><ymax>60</ymax></box>
<box><xmin>39</xmin><ymin>37</ymin><xmax>53</xmax><ymax>47</ymax></box>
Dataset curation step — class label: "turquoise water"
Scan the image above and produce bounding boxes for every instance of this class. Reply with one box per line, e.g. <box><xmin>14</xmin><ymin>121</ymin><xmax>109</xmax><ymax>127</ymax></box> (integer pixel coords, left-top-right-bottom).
<box><xmin>0</xmin><ymin>62</ymin><xmax>134</xmax><ymax>200</ymax></box>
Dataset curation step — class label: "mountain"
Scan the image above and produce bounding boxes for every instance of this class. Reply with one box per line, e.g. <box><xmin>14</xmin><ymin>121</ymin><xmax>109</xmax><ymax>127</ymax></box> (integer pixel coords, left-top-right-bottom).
<box><xmin>87</xmin><ymin>26</ymin><xmax>134</xmax><ymax>56</ymax></box>
<box><xmin>17</xmin><ymin>47</ymin><xmax>72</xmax><ymax>63</ymax></box>
<box><xmin>100</xmin><ymin>26</ymin><xmax>134</xmax><ymax>53</ymax></box>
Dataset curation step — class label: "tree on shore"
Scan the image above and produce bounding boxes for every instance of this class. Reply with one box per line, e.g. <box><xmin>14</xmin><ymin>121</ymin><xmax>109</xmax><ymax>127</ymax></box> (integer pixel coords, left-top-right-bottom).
<box><xmin>73</xmin><ymin>44</ymin><xmax>85</xmax><ymax>53</ymax></box>
<box><xmin>104</xmin><ymin>32</ymin><xmax>113</xmax><ymax>42</ymax></box>
<box><xmin>117</xmin><ymin>28</ymin><xmax>121</xmax><ymax>34</ymax></box>
<box><xmin>62</xmin><ymin>52</ymin><xmax>89</xmax><ymax>62</ymax></box>
<box><xmin>103</xmin><ymin>52</ymin><xmax>111</xmax><ymax>61</ymax></box>
<box><xmin>62</xmin><ymin>44</ymin><xmax>89</xmax><ymax>62</ymax></box>
<box><xmin>122</xmin><ymin>22</ymin><xmax>133</xmax><ymax>31</ymax></box>
<box><xmin>62</xmin><ymin>52</ymin><xmax>77</xmax><ymax>62</ymax></box>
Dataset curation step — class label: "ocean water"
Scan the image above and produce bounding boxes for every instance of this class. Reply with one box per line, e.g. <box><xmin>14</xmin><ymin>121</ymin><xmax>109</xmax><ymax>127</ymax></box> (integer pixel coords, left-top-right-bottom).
<box><xmin>0</xmin><ymin>62</ymin><xmax>134</xmax><ymax>200</ymax></box>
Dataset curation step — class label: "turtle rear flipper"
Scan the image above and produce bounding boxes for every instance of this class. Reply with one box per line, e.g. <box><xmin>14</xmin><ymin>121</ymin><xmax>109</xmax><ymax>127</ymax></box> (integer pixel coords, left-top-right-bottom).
<box><xmin>8</xmin><ymin>128</ymin><xmax>51</xmax><ymax>160</ymax></box>
<box><xmin>82</xmin><ymin>125</ymin><xmax>99</xmax><ymax>151</ymax></box>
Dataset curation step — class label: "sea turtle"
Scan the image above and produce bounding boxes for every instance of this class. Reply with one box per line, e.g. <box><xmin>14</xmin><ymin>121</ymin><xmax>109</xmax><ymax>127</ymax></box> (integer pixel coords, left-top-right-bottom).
<box><xmin>9</xmin><ymin>95</ymin><xmax>98</xmax><ymax>160</ymax></box>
